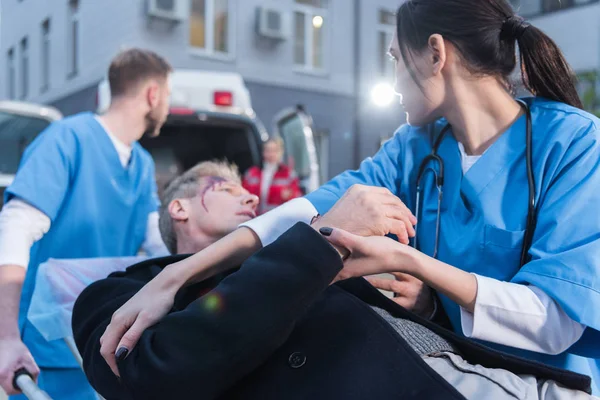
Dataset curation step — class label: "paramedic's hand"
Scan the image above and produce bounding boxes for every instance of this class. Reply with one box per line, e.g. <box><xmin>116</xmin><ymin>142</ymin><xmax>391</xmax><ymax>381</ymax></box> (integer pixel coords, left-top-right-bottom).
<box><xmin>311</xmin><ymin>184</ymin><xmax>417</xmax><ymax>244</ymax></box>
<box><xmin>0</xmin><ymin>337</ymin><xmax>40</xmax><ymax>395</ymax></box>
<box><xmin>321</xmin><ymin>227</ymin><xmax>434</xmax><ymax>318</ymax></box>
<box><xmin>366</xmin><ymin>273</ymin><xmax>434</xmax><ymax>318</ymax></box>
<box><xmin>100</xmin><ymin>277</ymin><xmax>178</xmax><ymax>377</ymax></box>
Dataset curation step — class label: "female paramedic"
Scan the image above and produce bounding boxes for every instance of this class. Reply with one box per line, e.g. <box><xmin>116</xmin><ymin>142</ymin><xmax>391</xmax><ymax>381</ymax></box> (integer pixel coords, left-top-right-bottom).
<box><xmin>99</xmin><ymin>0</ymin><xmax>600</xmax><ymax>393</ymax></box>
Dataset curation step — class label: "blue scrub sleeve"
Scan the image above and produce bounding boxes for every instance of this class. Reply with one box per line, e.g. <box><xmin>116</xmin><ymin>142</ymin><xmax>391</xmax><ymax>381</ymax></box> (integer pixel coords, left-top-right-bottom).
<box><xmin>4</xmin><ymin>123</ymin><xmax>77</xmax><ymax>222</ymax></box>
<box><xmin>512</xmin><ymin>129</ymin><xmax>600</xmax><ymax>358</ymax></box>
<box><xmin>305</xmin><ymin>126</ymin><xmax>407</xmax><ymax>215</ymax></box>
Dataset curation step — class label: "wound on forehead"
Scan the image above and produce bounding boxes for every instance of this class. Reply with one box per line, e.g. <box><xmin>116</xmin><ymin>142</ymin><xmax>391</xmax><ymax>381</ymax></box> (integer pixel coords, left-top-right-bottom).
<box><xmin>200</xmin><ymin>176</ymin><xmax>228</xmax><ymax>212</ymax></box>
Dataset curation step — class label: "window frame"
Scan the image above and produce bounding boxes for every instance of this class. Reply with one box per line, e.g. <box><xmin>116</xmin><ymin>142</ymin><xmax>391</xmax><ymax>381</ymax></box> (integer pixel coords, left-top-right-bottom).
<box><xmin>292</xmin><ymin>1</ymin><xmax>329</xmax><ymax>74</ymax></box>
<box><xmin>67</xmin><ymin>0</ymin><xmax>80</xmax><ymax>79</ymax></box>
<box><xmin>188</xmin><ymin>0</ymin><xmax>236</xmax><ymax>61</ymax></box>
<box><xmin>41</xmin><ymin>18</ymin><xmax>51</xmax><ymax>93</ymax></box>
<box><xmin>376</xmin><ymin>9</ymin><xmax>396</xmax><ymax>80</ymax></box>
<box><xmin>19</xmin><ymin>37</ymin><xmax>29</xmax><ymax>100</ymax></box>
<box><xmin>7</xmin><ymin>48</ymin><xmax>16</xmax><ymax>100</ymax></box>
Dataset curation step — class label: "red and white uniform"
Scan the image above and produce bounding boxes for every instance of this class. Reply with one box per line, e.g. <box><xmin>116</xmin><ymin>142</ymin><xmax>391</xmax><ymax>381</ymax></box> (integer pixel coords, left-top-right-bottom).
<box><xmin>243</xmin><ymin>163</ymin><xmax>302</xmax><ymax>215</ymax></box>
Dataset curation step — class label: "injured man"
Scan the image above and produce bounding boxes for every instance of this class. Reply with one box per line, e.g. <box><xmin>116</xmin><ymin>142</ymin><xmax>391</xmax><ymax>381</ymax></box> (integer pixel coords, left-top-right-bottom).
<box><xmin>72</xmin><ymin>161</ymin><xmax>594</xmax><ymax>400</ymax></box>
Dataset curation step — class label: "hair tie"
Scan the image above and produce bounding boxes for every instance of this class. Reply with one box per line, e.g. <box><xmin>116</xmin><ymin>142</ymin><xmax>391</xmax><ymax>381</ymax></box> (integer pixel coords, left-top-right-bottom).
<box><xmin>501</xmin><ymin>15</ymin><xmax>530</xmax><ymax>41</ymax></box>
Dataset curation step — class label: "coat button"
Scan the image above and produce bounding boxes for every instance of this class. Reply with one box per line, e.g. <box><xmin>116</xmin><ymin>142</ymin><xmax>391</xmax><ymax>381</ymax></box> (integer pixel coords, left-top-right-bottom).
<box><xmin>288</xmin><ymin>352</ymin><xmax>306</xmax><ymax>369</ymax></box>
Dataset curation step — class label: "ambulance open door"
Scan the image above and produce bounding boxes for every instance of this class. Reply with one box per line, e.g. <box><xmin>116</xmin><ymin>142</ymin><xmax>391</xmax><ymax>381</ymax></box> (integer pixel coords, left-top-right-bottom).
<box><xmin>273</xmin><ymin>105</ymin><xmax>320</xmax><ymax>194</ymax></box>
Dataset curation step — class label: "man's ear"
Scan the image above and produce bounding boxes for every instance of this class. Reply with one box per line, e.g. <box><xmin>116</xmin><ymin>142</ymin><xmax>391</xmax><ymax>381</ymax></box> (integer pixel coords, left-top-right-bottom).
<box><xmin>428</xmin><ymin>34</ymin><xmax>447</xmax><ymax>76</ymax></box>
<box><xmin>146</xmin><ymin>81</ymin><xmax>160</xmax><ymax>109</ymax></box>
<box><xmin>169</xmin><ymin>199</ymin><xmax>189</xmax><ymax>222</ymax></box>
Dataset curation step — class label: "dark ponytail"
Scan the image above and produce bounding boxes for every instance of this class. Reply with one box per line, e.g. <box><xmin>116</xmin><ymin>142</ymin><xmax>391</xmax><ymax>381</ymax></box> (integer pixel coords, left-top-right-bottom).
<box><xmin>515</xmin><ymin>22</ymin><xmax>583</xmax><ymax>109</ymax></box>
<box><xmin>396</xmin><ymin>0</ymin><xmax>583</xmax><ymax>109</ymax></box>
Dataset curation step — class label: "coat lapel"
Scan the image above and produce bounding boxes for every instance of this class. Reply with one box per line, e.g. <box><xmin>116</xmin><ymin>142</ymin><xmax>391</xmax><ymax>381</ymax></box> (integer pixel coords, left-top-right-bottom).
<box><xmin>336</xmin><ymin>277</ymin><xmax>592</xmax><ymax>394</ymax></box>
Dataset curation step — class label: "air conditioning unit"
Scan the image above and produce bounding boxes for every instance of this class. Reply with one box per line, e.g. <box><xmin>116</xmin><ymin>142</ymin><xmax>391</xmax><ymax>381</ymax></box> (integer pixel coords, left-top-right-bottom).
<box><xmin>147</xmin><ymin>0</ymin><xmax>186</xmax><ymax>22</ymax></box>
<box><xmin>256</xmin><ymin>6</ymin><xmax>289</xmax><ymax>40</ymax></box>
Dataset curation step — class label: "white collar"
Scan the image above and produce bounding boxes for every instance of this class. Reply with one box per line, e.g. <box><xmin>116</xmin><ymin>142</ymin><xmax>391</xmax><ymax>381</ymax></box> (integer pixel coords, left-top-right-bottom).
<box><xmin>95</xmin><ymin>116</ymin><xmax>133</xmax><ymax>168</ymax></box>
<box><xmin>457</xmin><ymin>142</ymin><xmax>482</xmax><ymax>174</ymax></box>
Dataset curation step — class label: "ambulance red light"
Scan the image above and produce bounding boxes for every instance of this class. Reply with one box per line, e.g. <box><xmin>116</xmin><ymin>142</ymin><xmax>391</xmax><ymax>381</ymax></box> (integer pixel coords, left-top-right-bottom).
<box><xmin>214</xmin><ymin>91</ymin><xmax>233</xmax><ymax>107</ymax></box>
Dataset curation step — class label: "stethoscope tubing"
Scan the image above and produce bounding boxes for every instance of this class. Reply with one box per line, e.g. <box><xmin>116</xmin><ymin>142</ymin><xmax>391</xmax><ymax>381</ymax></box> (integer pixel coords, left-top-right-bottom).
<box><xmin>413</xmin><ymin>101</ymin><xmax>535</xmax><ymax>267</ymax></box>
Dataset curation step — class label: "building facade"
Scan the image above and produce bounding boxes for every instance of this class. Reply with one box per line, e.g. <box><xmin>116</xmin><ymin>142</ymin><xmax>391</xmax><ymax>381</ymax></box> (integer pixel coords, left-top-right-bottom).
<box><xmin>0</xmin><ymin>0</ymin><xmax>405</xmax><ymax>179</ymax></box>
<box><xmin>2</xmin><ymin>0</ymin><xmax>597</xmax><ymax>179</ymax></box>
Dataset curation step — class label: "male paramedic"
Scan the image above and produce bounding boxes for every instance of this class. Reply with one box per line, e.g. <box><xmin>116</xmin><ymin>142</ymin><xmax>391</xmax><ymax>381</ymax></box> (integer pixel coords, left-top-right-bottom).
<box><xmin>72</xmin><ymin>161</ymin><xmax>594</xmax><ymax>400</ymax></box>
<box><xmin>0</xmin><ymin>48</ymin><xmax>172</xmax><ymax>399</ymax></box>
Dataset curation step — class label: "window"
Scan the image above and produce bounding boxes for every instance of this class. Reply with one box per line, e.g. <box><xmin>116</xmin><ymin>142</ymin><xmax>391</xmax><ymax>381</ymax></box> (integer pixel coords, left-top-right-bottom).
<box><xmin>509</xmin><ymin>0</ymin><xmax>542</xmax><ymax>17</ymax></box>
<box><xmin>543</xmin><ymin>0</ymin><xmax>575</xmax><ymax>12</ymax></box>
<box><xmin>294</xmin><ymin>0</ymin><xmax>328</xmax><ymax>71</ymax></box>
<box><xmin>377</xmin><ymin>10</ymin><xmax>395</xmax><ymax>80</ymax></box>
<box><xmin>41</xmin><ymin>19</ymin><xmax>51</xmax><ymax>92</ymax></box>
<box><xmin>510</xmin><ymin>0</ymin><xmax>597</xmax><ymax>16</ymax></box>
<box><xmin>189</xmin><ymin>0</ymin><xmax>232</xmax><ymax>56</ymax></box>
<box><xmin>7</xmin><ymin>48</ymin><xmax>15</xmax><ymax>100</ymax></box>
<box><xmin>0</xmin><ymin>112</ymin><xmax>51</xmax><ymax>175</ymax></box>
<box><xmin>295</xmin><ymin>0</ymin><xmax>328</xmax><ymax>5</ymax></box>
<box><xmin>20</xmin><ymin>38</ymin><xmax>28</xmax><ymax>100</ymax></box>
<box><xmin>67</xmin><ymin>0</ymin><xmax>79</xmax><ymax>77</ymax></box>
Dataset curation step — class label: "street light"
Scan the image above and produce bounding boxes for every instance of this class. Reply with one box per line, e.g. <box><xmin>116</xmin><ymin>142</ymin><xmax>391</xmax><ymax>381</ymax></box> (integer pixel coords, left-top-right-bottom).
<box><xmin>370</xmin><ymin>82</ymin><xmax>396</xmax><ymax>107</ymax></box>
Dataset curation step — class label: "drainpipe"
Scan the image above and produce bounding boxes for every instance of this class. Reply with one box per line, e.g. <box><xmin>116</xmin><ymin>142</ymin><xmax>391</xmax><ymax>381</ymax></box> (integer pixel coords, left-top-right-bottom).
<box><xmin>353</xmin><ymin>0</ymin><xmax>362</xmax><ymax>168</ymax></box>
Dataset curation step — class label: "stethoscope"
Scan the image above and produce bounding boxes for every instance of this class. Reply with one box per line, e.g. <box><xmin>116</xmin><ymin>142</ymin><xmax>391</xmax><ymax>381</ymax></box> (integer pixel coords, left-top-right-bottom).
<box><xmin>413</xmin><ymin>100</ymin><xmax>536</xmax><ymax>267</ymax></box>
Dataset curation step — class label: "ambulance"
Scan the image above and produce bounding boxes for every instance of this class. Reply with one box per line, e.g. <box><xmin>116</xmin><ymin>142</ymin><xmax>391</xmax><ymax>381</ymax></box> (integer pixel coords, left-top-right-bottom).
<box><xmin>97</xmin><ymin>69</ymin><xmax>321</xmax><ymax>196</ymax></box>
<box><xmin>0</xmin><ymin>101</ymin><xmax>63</xmax><ymax>207</ymax></box>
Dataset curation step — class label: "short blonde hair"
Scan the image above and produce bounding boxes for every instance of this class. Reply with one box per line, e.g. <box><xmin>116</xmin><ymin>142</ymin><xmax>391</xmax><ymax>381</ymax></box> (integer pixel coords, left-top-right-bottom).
<box><xmin>265</xmin><ymin>137</ymin><xmax>284</xmax><ymax>151</ymax></box>
<box><xmin>158</xmin><ymin>160</ymin><xmax>241</xmax><ymax>254</ymax></box>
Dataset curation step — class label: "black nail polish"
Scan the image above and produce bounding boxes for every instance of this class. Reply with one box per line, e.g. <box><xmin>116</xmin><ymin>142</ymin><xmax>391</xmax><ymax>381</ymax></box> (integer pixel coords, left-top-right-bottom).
<box><xmin>319</xmin><ymin>227</ymin><xmax>333</xmax><ymax>236</ymax></box>
<box><xmin>116</xmin><ymin>347</ymin><xmax>129</xmax><ymax>362</ymax></box>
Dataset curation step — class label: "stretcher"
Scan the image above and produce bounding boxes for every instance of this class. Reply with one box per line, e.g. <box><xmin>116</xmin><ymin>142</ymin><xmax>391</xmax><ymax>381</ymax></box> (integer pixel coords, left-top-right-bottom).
<box><xmin>20</xmin><ymin>256</ymin><xmax>149</xmax><ymax>400</ymax></box>
<box><xmin>20</xmin><ymin>256</ymin><xmax>600</xmax><ymax>400</ymax></box>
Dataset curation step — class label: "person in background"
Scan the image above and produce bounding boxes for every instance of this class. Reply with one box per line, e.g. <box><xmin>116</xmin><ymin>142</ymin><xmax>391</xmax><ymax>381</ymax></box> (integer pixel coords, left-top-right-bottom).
<box><xmin>243</xmin><ymin>137</ymin><xmax>302</xmax><ymax>214</ymax></box>
<box><xmin>0</xmin><ymin>48</ymin><xmax>171</xmax><ymax>400</ymax></box>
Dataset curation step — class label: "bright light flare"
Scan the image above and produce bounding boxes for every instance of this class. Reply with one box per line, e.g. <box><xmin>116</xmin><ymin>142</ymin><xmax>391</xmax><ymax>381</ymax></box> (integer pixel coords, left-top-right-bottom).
<box><xmin>312</xmin><ymin>15</ymin><xmax>324</xmax><ymax>28</ymax></box>
<box><xmin>371</xmin><ymin>83</ymin><xmax>396</xmax><ymax>107</ymax></box>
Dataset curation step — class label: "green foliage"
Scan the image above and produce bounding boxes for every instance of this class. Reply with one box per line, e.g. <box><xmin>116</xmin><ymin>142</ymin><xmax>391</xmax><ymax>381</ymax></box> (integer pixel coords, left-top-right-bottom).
<box><xmin>576</xmin><ymin>70</ymin><xmax>600</xmax><ymax>115</ymax></box>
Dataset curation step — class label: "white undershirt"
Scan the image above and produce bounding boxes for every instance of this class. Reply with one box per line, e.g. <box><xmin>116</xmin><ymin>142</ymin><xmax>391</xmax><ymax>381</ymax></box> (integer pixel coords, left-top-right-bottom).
<box><xmin>239</xmin><ymin>142</ymin><xmax>586</xmax><ymax>355</ymax></box>
<box><xmin>457</xmin><ymin>142</ymin><xmax>481</xmax><ymax>174</ymax></box>
<box><xmin>0</xmin><ymin>116</ymin><xmax>169</xmax><ymax>269</ymax></box>
<box><xmin>95</xmin><ymin>116</ymin><xmax>133</xmax><ymax>168</ymax></box>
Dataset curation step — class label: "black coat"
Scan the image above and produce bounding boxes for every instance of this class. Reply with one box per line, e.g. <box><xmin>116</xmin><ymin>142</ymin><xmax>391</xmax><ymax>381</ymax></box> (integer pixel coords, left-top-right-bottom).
<box><xmin>72</xmin><ymin>223</ymin><xmax>591</xmax><ymax>400</ymax></box>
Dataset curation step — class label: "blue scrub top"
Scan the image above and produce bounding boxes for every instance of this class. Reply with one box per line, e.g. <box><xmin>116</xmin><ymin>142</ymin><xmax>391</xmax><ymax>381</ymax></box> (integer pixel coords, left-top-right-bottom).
<box><xmin>306</xmin><ymin>97</ymin><xmax>600</xmax><ymax>393</ymax></box>
<box><xmin>5</xmin><ymin>112</ymin><xmax>159</xmax><ymax>368</ymax></box>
